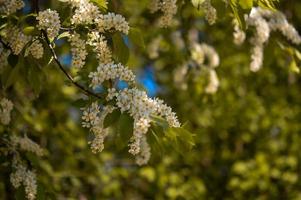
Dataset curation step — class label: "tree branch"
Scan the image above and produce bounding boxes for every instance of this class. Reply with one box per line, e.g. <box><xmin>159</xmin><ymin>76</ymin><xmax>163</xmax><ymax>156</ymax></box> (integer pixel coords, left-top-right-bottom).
<box><xmin>41</xmin><ymin>30</ymin><xmax>103</xmax><ymax>99</ymax></box>
<box><xmin>0</xmin><ymin>37</ymin><xmax>12</xmax><ymax>52</ymax></box>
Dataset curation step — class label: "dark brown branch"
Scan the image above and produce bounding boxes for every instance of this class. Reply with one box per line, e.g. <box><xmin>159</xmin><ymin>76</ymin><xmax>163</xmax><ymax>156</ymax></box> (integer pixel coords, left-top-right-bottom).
<box><xmin>33</xmin><ymin>0</ymin><xmax>39</xmax><ymax>14</ymax></box>
<box><xmin>41</xmin><ymin>30</ymin><xmax>103</xmax><ymax>99</ymax></box>
<box><xmin>0</xmin><ymin>37</ymin><xmax>12</xmax><ymax>51</ymax></box>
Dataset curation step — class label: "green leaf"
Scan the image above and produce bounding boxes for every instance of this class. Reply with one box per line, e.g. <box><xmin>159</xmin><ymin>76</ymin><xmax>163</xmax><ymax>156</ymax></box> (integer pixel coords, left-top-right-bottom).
<box><xmin>165</xmin><ymin>127</ymin><xmax>196</xmax><ymax>154</ymax></box>
<box><xmin>129</xmin><ymin>28</ymin><xmax>145</xmax><ymax>49</ymax></box>
<box><xmin>27</xmin><ymin>61</ymin><xmax>44</xmax><ymax>96</ymax></box>
<box><xmin>191</xmin><ymin>0</ymin><xmax>205</xmax><ymax>10</ymax></box>
<box><xmin>25</xmin><ymin>152</ymin><xmax>39</xmax><ymax>167</ymax></box>
<box><xmin>239</xmin><ymin>0</ymin><xmax>253</xmax><ymax>9</ymax></box>
<box><xmin>37</xmin><ymin>184</ymin><xmax>46</xmax><ymax>200</ymax></box>
<box><xmin>104</xmin><ymin>109</ymin><xmax>121</xmax><ymax>128</ymax></box>
<box><xmin>115</xmin><ymin>113</ymin><xmax>133</xmax><ymax>150</ymax></box>
<box><xmin>72</xmin><ymin>98</ymin><xmax>87</xmax><ymax>108</ymax></box>
<box><xmin>151</xmin><ymin>115</ymin><xmax>169</xmax><ymax>130</ymax></box>
<box><xmin>90</xmin><ymin>0</ymin><xmax>108</xmax><ymax>11</ymax></box>
<box><xmin>7</xmin><ymin>54</ymin><xmax>18</xmax><ymax>68</ymax></box>
<box><xmin>257</xmin><ymin>0</ymin><xmax>278</xmax><ymax>10</ymax></box>
<box><xmin>230</xmin><ymin>0</ymin><xmax>244</xmax><ymax>29</ymax></box>
<box><xmin>57</xmin><ymin>31</ymin><xmax>70</xmax><ymax>40</ymax></box>
<box><xmin>15</xmin><ymin>186</ymin><xmax>26</xmax><ymax>200</ymax></box>
<box><xmin>289</xmin><ymin>59</ymin><xmax>300</xmax><ymax>74</ymax></box>
<box><xmin>5</xmin><ymin>62</ymin><xmax>20</xmax><ymax>89</ymax></box>
<box><xmin>23</xmin><ymin>26</ymin><xmax>36</xmax><ymax>35</ymax></box>
<box><xmin>294</xmin><ymin>49</ymin><xmax>301</xmax><ymax>61</ymax></box>
<box><xmin>112</xmin><ymin>33</ymin><xmax>129</xmax><ymax>65</ymax></box>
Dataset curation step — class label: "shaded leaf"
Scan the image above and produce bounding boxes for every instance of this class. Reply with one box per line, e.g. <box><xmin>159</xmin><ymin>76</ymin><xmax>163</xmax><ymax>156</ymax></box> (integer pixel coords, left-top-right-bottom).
<box><xmin>57</xmin><ymin>31</ymin><xmax>70</xmax><ymax>40</ymax></box>
<box><xmin>112</xmin><ymin>33</ymin><xmax>129</xmax><ymax>65</ymax></box>
<box><xmin>23</xmin><ymin>26</ymin><xmax>36</xmax><ymax>35</ymax></box>
<box><xmin>7</xmin><ymin>54</ymin><xmax>18</xmax><ymax>68</ymax></box>
<box><xmin>129</xmin><ymin>28</ymin><xmax>145</xmax><ymax>49</ymax></box>
<box><xmin>191</xmin><ymin>0</ymin><xmax>205</xmax><ymax>10</ymax></box>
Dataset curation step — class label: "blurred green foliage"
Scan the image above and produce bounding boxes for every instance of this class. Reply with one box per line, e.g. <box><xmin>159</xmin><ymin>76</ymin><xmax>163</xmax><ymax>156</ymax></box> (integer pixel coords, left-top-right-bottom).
<box><xmin>1</xmin><ymin>0</ymin><xmax>301</xmax><ymax>199</ymax></box>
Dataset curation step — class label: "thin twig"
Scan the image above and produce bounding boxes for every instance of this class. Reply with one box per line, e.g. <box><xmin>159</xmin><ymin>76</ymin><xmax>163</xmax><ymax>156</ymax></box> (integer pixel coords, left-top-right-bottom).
<box><xmin>0</xmin><ymin>37</ymin><xmax>12</xmax><ymax>51</ymax></box>
<box><xmin>41</xmin><ymin>30</ymin><xmax>103</xmax><ymax>99</ymax></box>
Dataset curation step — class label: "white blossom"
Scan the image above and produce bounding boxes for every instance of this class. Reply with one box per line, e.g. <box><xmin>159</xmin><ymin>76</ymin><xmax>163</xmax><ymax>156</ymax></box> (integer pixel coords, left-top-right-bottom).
<box><xmin>106</xmin><ymin>87</ymin><xmax>180</xmax><ymax>163</ymax></box>
<box><xmin>250</xmin><ymin>44</ymin><xmax>264</xmax><ymax>72</ymax></box>
<box><xmin>113</xmin><ymin>88</ymin><xmax>180</xmax><ymax>127</ymax></box>
<box><xmin>173</xmin><ymin>63</ymin><xmax>188</xmax><ymax>90</ymax></box>
<box><xmin>149</xmin><ymin>0</ymin><xmax>161</xmax><ymax>13</ymax></box>
<box><xmin>135</xmin><ymin>135</ymin><xmax>151</xmax><ymax>165</ymax></box>
<box><xmin>82</xmin><ymin>85</ymin><xmax>180</xmax><ymax>164</ymax></box>
<box><xmin>191</xmin><ymin>43</ymin><xmax>220</xmax><ymax>93</ymax></box>
<box><xmin>147</xmin><ymin>35</ymin><xmax>162</xmax><ymax>59</ymax></box>
<box><xmin>246</xmin><ymin>7</ymin><xmax>301</xmax><ymax>71</ymax></box>
<box><xmin>171</xmin><ymin>31</ymin><xmax>185</xmax><ymax>50</ymax></box>
<box><xmin>257</xmin><ymin>8</ymin><xmax>301</xmax><ymax>44</ymax></box>
<box><xmin>37</xmin><ymin>9</ymin><xmax>61</xmax><ymax>39</ymax></box>
<box><xmin>82</xmin><ymin>103</ymin><xmax>115</xmax><ymax>153</ymax></box>
<box><xmin>69</xmin><ymin>33</ymin><xmax>87</xmax><ymax>69</ymax></box>
<box><xmin>0</xmin><ymin>43</ymin><xmax>10</xmax><ymax>69</ymax></box>
<box><xmin>0</xmin><ymin>98</ymin><xmax>13</xmax><ymax>125</ymax></box>
<box><xmin>201</xmin><ymin>0</ymin><xmax>217</xmax><ymax>25</ymax></box>
<box><xmin>0</xmin><ymin>0</ymin><xmax>24</xmax><ymax>15</ymax></box>
<box><xmin>3</xmin><ymin>26</ymin><xmax>31</xmax><ymax>55</ymax></box>
<box><xmin>150</xmin><ymin>0</ymin><xmax>177</xmax><ymax>27</ymax></box>
<box><xmin>10</xmin><ymin>135</ymin><xmax>44</xmax><ymax>157</ymax></box>
<box><xmin>233</xmin><ymin>19</ymin><xmax>246</xmax><ymax>45</ymax></box>
<box><xmin>205</xmin><ymin>69</ymin><xmax>219</xmax><ymax>94</ymax></box>
<box><xmin>129</xmin><ymin>117</ymin><xmax>151</xmax><ymax>155</ymax></box>
<box><xmin>25</xmin><ymin>40</ymin><xmax>44</xmax><ymax>59</ymax></box>
<box><xmin>10</xmin><ymin>156</ymin><xmax>37</xmax><ymax>200</ymax></box>
<box><xmin>70</xmin><ymin>0</ymin><xmax>100</xmax><ymax>25</ymax></box>
<box><xmin>88</xmin><ymin>63</ymin><xmax>136</xmax><ymax>88</ymax></box>
<box><xmin>191</xmin><ymin>43</ymin><xmax>219</xmax><ymax>68</ymax></box>
<box><xmin>95</xmin><ymin>12</ymin><xmax>130</xmax><ymax>35</ymax></box>
<box><xmin>87</xmin><ymin>32</ymin><xmax>112</xmax><ymax>64</ymax></box>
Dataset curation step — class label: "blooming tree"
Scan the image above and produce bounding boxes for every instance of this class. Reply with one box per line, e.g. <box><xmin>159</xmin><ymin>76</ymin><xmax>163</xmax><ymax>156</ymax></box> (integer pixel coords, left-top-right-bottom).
<box><xmin>0</xmin><ymin>0</ymin><xmax>301</xmax><ymax>199</ymax></box>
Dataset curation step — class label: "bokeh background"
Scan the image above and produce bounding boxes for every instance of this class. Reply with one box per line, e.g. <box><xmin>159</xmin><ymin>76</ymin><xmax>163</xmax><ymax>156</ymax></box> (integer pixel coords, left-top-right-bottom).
<box><xmin>1</xmin><ymin>0</ymin><xmax>301</xmax><ymax>199</ymax></box>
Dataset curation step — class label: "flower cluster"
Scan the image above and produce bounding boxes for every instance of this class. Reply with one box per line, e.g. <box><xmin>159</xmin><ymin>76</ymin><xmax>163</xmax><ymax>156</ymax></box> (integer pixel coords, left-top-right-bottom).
<box><xmin>87</xmin><ymin>32</ymin><xmax>112</xmax><ymax>64</ymax></box>
<box><xmin>191</xmin><ymin>43</ymin><xmax>219</xmax><ymax>68</ymax></box>
<box><xmin>201</xmin><ymin>0</ymin><xmax>217</xmax><ymax>25</ymax></box>
<box><xmin>0</xmin><ymin>98</ymin><xmax>13</xmax><ymax>125</ymax></box>
<box><xmin>82</xmin><ymin>102</ymin><xmax>115</xmax><ymax>153</ymax></box>
<box><xmin>56</xmin><ymin>0</ymin><xmax>180</xmax><ymax>165</ymax></box>
<box><xmin>147</xmin><ymin>35</ymin><xmax>162</xmax><ymax>59</ymax></box>
<box><xmin>10</xmin><ymin>156</ymin><xmax>37</xmax><ymax>200</ymax></box>
<box><xmin>89</xmin><ymin>62</ymin><xmax>136</xmax><ymax>88</ymax></box>
<box><xmin>135</xmin><ymin>134</ymin><xmax>151</xmax><ymax>165</ymax></box>
<box><xmin>0</xmin><ymin>0</ymin><xmax>24</xmax><ymax>15</ymax></box>
<box><xmin>95</xmin><ymin>13</ymin><xmax>130</xmax><ymax>35</ymax></box>
<box><xmin>69</xmin><ymin>33</ymin><xmax>87</xmax><ymax>69</ymax></box>
<box><xmin>206</xmin><ymin>69</ymin><xmax>219</xmax><ymax>94</ymax></box>
<box><xmin>3</xmin><ymin>26</ymin><xmax>31</xmax><ymax>55</ymax></box>
<box><xmin>173</xmin><ymin>63</ymin><xmax>188</xmax><ymax>90</ymax></box>
<box><xmin>67</xmin><ymin>0</ymin><xmax>129</xmax><ymax>34</ymax></box>
<box><xmin>37</xmin><ymin>9</ymin><xmax>61</xmax><ymax>39</ymax></box>
<box><xmin>246</xmin><ymin>7</ymin><xmax>301</xmax><ymax>71</ymax></box>
<box><xmin>85</xmin><ymin>66</ymin><xmax>180</xmax><ymax>165</ymax></box>
<box><xmin>25</xmin><ymin>40</ymin><xmax>44</xmax><ymax>59</ymax></box>
<box><xmin>0</xmin><ymin>43</ymin><xmax>10</xmax><ymax>69</ymax></box>
<box><xmin>10</xmin><ymin>135</ymin><xmax>44</xmax><ymax>156</ymax></box>
<box><xmin>233</xmin><ymin>19</ymin><xmax>246</xmax><ymax>45</ymax></box>
<box><xmin>149</xmin><ymin>0</ymin><xmax>177</xmax><ymax>27</ymax></box>
<box><xmin>246</xmin><ymin>8</ymin><xmax>270</xmax><ymax>72</ymax></box>
<box><xmin>105</xmin><ymin>87</ymin><xmax>180</xmax><ymax>164</ymax></box>
<box><xmin>191</xmin><ymin>43</ymin><xmax>220</xmax><ymax>94</ymax></box>
<box><xmin>8</xmin><ymin>134</ymin><xmax>44</xmax><ymax>200</ymax></box>
<box><xmin>70</xmin><ymin>0</ymin><xmax>100</xmax><ymax>25</ymax></box>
